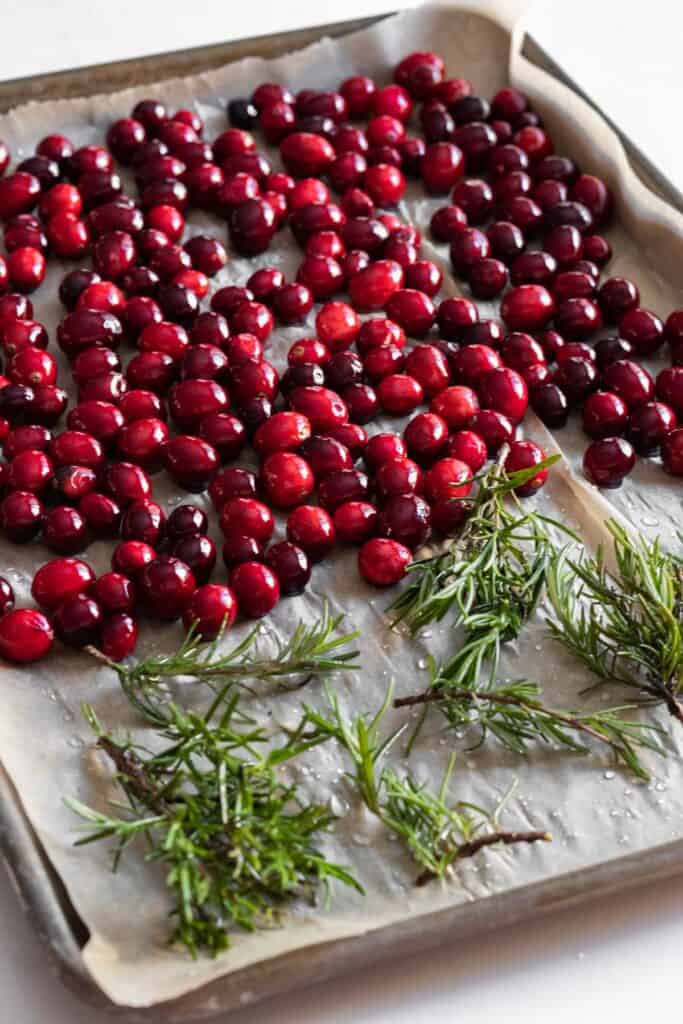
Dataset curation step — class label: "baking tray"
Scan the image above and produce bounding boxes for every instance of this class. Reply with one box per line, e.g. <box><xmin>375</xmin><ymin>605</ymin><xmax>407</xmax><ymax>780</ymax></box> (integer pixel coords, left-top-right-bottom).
<box><xmin>1</xmin><ymin>11</ymin><xmax>683</xmax><ymax>1021</ymax></box>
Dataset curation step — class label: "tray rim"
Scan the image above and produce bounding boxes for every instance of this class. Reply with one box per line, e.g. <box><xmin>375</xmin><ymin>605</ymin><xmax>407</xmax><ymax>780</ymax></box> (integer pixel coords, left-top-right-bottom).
<box><xmin>2</xmin><ymin>8</ymin><xmax>683</xmax><ymax>1020</ymax></box>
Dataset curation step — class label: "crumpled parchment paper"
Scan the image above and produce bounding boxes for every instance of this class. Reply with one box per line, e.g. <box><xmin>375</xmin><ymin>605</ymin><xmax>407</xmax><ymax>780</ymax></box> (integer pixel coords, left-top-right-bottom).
<box><xmin>1</xmin><ymin>2</ymin><xmax>682</xmax><ymax>1009</ymax></box>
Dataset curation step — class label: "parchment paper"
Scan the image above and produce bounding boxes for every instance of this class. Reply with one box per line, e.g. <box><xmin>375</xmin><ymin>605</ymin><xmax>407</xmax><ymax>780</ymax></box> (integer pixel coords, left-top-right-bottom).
<box><xmin>1</xmin><ymin>2</ymin><xmax>683</xmax><ymax>1009</ymax></box>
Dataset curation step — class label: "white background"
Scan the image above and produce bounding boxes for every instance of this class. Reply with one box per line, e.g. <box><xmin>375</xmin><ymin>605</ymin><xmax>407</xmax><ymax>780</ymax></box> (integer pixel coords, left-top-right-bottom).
<box><xmin>1</xmin><ymin>2</ymin><xmax>682</xmax><ymax>1021</ymax></box>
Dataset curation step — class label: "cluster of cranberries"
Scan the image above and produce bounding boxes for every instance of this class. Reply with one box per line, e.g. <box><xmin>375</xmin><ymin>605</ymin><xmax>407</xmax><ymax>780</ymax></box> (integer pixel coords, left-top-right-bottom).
<box><xmin>0</xmin><ymin>51</ymin><xmax>679</xmax><ymax>666</ymax></box>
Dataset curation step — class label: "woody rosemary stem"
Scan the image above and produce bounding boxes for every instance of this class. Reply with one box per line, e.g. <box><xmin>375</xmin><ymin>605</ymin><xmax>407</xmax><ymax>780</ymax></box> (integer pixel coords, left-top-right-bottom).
<box><xmin>414</xmin><ymin>830</ymin><xmax>552</xmax><ymax>887</ymax></box>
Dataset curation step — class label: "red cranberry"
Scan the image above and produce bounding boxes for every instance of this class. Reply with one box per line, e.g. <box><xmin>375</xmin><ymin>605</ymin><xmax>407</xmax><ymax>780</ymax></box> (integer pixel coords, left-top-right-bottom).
<box><xmin>36</xmin><ymin>134</ymin><xmax>74</xmax><ymax>167</ymax></box>
<box><xmin>476</xmin><ymin>367</ymin><xmax>528</xmax><ymax>423</ymax></box>
<box><xmin>530</xmin><ymin>382</ymin><xmax>568</xmax><ymax>427</ymax></box>
<box><xmin>260</xmin><ymin>451</ymin><xmax>314</xmax><ymax>508</ymax></box>
<box><xmin>348</xmin><ymin>259</ymin><xmax>404</xmax><ymax>310</ymax></box>
<box><xmin>78</xmin><ymin>492</ymin><xmax>120</xmax><ymax>537</ymax></box>
<box><xmin>628</xmin><ymin>402</ymin><xmax>677</xmax><ymax>454</ymax></box>
<box><xmin>333</xmin><ymin>501</ymin><xmax>378</xmax><ymax>545</ymax></box>
<box><xmin>50</xmin><ymin>430</ymin><xmax>104</xmax><ymax>469</ymax></box>
<box><xmin>110</xmin><ymin>540</ymin><xmax>155</xmax><ymax>578</ymax></box>
<box><xmin>471</xmin><ymin>409</ymin><xmax>515</xmax><ymax>453</ymax></box>
<box><xmin>318</xmin><ymin>469</ymin><xmax>369</xmax><ymax>511</ymax></box>
<box><xmin>451</xmin><ymin>345</ymin><xmax>502</xmax><ymax>387</ymax></box>
<box><xmin>430</xmin><ymin>204</ymin><xmax>468</xmax><ymax>242</ymax></box>
<box><xmin>222</xmin><ymin>533</ymin><xmax>263</xmax><ymax>569</ymax></box>
<box><xmin>357</xmin><ymin>317</ymin><xmax>406</xmax><ymax>354</ymax></box>
<box><xmin>581</xmin><ymin>234</ymin><xmax>611</xmax><ymax>266</ymax></box>
<box><xmin>218</xmin><ymin>497</ymin><xmax>272</xmax><ymax>544</ymax></box>
<box><xmin>552</xmin><ymin>270</ymin><xmax>596</xmax><ymax>304</ymax></box>
<box><xmin>500</xmin><ymin>284</ymin><xmax>555</xmax><ymax>331</ymax></box>
<box><xmin>602</xmin><ymin>359</ymin><xmax>654</xmax><ymax>409</ymax></box>
<box><xmin>445</xmin><ymin>430</ymin><xmax>487</xmax><ymax>471</ymax></box>
<box><xmin>42</xmin><ymin>505</ymin><xmax>87</xmax><ymax>553</ymax></box>
<box><xmin>618</xmin><ymin>307</ymin><xmax>664</xmax><ymax>356</ymax></box>
<box><xmin>0</xmin><ymin>173</ymin><xmax>41</xmax><ymax>221</ymax></box>
<box><xmin>8</xmin><ymin>347</ymin><xmax>57</xmax><ymax>387</ymax></box>
<box><xmin>597</xmin><ymin>277</ymin><xmax>639</xmax><ymax>322</ymax></box>
<box><xmin>0</xmin><ymin>578</ymin><xmax>14</xmax><ymax>616</ymax></box>
<box><xmin>119</xmin><ymin>498</ymin><xmax>165</xmax><ymax>546</ymax></box>
<box><xmin>7</xmin><ymin>448</ymin><xmax>53</xmax><ymax>493</ymax></box>
<box><xmin>582</xmin><ymin>391</ymin><xmax>628</xmax><ymax>438</ymax></box>
<box><xmin>555</xmin><ymin>356</ymin><xmax>597</xmax><ymax>404</ymax></box>
<box><xmin>341</xmin><ymin>75</ymin><xmax>377</xmax><ymax>116</ymax></box>
<box><xmin>100</xmin><ymin>612</ymin><xmax>138</xmax><ymax>660</ymax></box>
<box><xmin>171</xmin><ymin>533</ymin><xmax>216</xmax><ymax>584</ymax></box>
<box><xmin>229</xmin><ymin>561</ymin><xmax>278</xmax><ymax>618</ymax></box>
<box><xmin>500</xmin><ymin>333</ymin><xmax>545</xmax><ymax>371</ymax></box>
<box><xmin>569</xmin><ymin>174</ymin><xmax>612</xmax><ymax>226</ymax></box>
<box><xmin>422</xmin><ymin>457</ymin><xmax>472</xmax><ymax>504</ymax></box>
<box><xmin>6</xmin><ymin>247</ymin><xmax>46</xmax><ymax>293</ymax></box>
<box><xmin>403</xmin><ymin>412</ymin><xmax>448</xmax><ymax>464</ymax></box>
<box><xmin>375</xmin><ymin>374</ymin><xmax>421</xmax><ymax>415</ymax></box>
<box><xmin>450</xmin><ymin>227</ymin><xmax>490</xmax><ymax>275</ymax></box>
<box><xmin>545</xmin><ymin>224</ymin><xmax>583</xmax><ymax>266</ymax></box>
<box><xmin>532</xmin><ymin>178</ymin><xmax>568</xmax><ymax>210</ymax></box>
<box><xmin>555</xmin><ymin>298</ymin><xmax>603</xmax><ymax>340</ymax></box>
<box><xmin>31</xmin><ymin>556</ymin><xmax>94</xmax><ymax>609</ymax></box>
<box><xmin>358</xmin><ymin>537</ymin><xmax>411</xmax><ymax>586</ymax></box>
<box><xmin>420</xmin><ymin>142</ymin><xmax>465</xmax><ymax>194</ymax></box>
<box><xmin>4</xmin><ymin>424</ymin><xmax>51</xmax><ymax>459</ymax></box>
<box><xmin>510</xmin><ymin>250</ymin><xmax>558</xmax><ymax>287</ymax></box>
<box><xmin>102</xmin><ymin>460</ymin><xmax>151</xmax><ymax>506</ymax></box>
<box><xmin>583</xmin><ymin>437</ymin><xmax>635</xmax><ymax>488</ymax></box>
<box><xmin>1</xmin><ymin>318</ymin><xmax>48</xmax><ymax>356</ymax></box>
<box><xmin>662</xmin><ymin>428</ymin><xmax>683</xmax><ymax>474</ymax></box>
<box><xmin>452</xmin><ymin>122</ymin><xmax>497</xmax><ymax>172</ymax></box>
<box><xmin>78</xmin><ymin>370</ymin><xmax>127</xmax><ymax>404</ymax></box>
<box><xmin>383</xmin><ymin>289</ymin><xmax>434</xmax><ymax>338</ymax></box>
<box><xmin>504</xmin><ymin>440</ymin><xmax>549</xmax><ymax>496</ymax></box>
<box><xmin>0</xmin><ymin>490</ymin><xmax>44</xmax><ymax>542</ymax></box>
<box><xmin>93</xmin><ymin>572</ymin><xmax>136</xmax><ymax>614</ymax></box>
<box><xmin>593</xmin><ymin>336</ymin><xmax>633</xmax><ymax>370</ymax></box>
<box><xmin>181</xmin><ymin>584</ymin><xmax>236</xmax><ymax>638</ymax></box>
<box><xmin>375</xmin><ymin>456</ymin><xmax>422</xmax><ymax>499</ymax></box>
<box><xmin>0</xmin><ymin>608</ymin><xmax>53</xmax><ymax>663</ymax></box>
<box><xmin>468</xmin><ymin>258</ymin><xmax>507</xmax><ymax>299</ymax></box>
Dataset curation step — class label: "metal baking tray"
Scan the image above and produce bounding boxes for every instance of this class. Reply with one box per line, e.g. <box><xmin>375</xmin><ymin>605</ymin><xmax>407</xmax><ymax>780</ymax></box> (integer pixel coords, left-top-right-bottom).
<box><xmin>2</xmin><ymin>13</ymin><xmax>683</xmax><ymax>1020</ymax></box>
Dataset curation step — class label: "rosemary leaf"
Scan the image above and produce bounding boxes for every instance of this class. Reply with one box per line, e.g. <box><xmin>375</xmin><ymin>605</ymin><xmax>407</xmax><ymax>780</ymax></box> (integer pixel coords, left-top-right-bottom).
<box><xmin>66</xmin><ymin>696</ymin><xmax>362</xmax><ymax>958</ymax></box>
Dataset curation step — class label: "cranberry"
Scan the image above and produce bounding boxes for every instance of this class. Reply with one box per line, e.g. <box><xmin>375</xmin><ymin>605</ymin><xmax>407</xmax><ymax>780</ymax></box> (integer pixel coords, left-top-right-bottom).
<box><xmin>348</xmin><ymin>259</ymin><xmax>404</xmax><ymax>310</ymax></box>
<box><xmin>583</xmin><ymin>437</ymin><xmax>635</xmax><ymax>488</ymax></box>
<box><xmin>0</xmin><ymin>578</ymin><xmax>14</xmax><ymax>616</ymax></box>
<box><xmin>581</xmin><ymin>234</ymin><xmax>611</xmax><ymax>266</ymax></box>
<box><xmin>36</xmin><ymin>133</ymin><xmax>74</xmax><ymax>167</ymax></box>
<box><xmin>430</xmin><ymin>204</ymin><xmax>468</xmax><ymax>243</ymax></box>
<box><xmin>581</xmin><ymin>391</ymin><xmax>627</xmax><ymax>439</ymax></box>
<box><xmin>357</xmin><ymin>317</ymin><xmax>406</xmax><ymax>354</ymax></box>
<box><xmin>544</xmin><ymin>224</ymin><xmax>583</xmax><ymax>267</ymax></box>
<box><xmin>373</xmin><ymin>373</ymin><xmax>420</xmax><ymax>415</ymax></box>
<box><xmin>594</xmin><ymin>276</ymin><xmax>638</xmax><ymax>323</ymax></box>
<box><xmin>101</xmin><ymin>461</ymin><xmax>151</xmax><ymax>508</ymax></box>
<box><xmin>420</xmin><ymin>142</ymin><xmax>464</xmax><ymax>194</ymax></box>
<box><xmin>229</xmin><ymin>561</ymin><xmax>278</xmax><ymax>618</ymax></box>
<box><xmin>568</xmin><ymin>174</ymin><xmax>612</xmax><ymax>226</ymax></box>
<box><xmin>476</xmin><ymin>367</ymin><xmax>528</xmax><ymax>423</ymax></box>
<box><xmin>552</xmin><ymin>270</ymin><xmax>596</xmax><ymax>304</ymax></box>
<box><xmin>500</xmin><ymin>333</ymin><xmax>545</xmax><ymax>372</ymax></box>
<box><xmin>628</xmin><ymin>401</ymin><xmax>677</xmax><ymax>454</ymax></box>
<box><xmin>554</xmin><ymin>298</ymin><xmax>603</xmax><ymax>341</ymax></box>
<box><xmin>42</xmin><ymin>505</ymin><xmax>87</xmax><ymax>554</ymax></box>
<box><xmin>317</xmin><ymin>468</ymin><xmax>369</xmax><ymax>512</ymax></box>
<box><xmin>602</xmin><ymin>359</ymin><xmax>654</xmax><ymax>410</ymax></box>
<box><xmin>617</xmin><ymin>307</ymin><xmax>663</xmax><ymax>356</ymax></box>
<box><xmin>445</xmin><ymin>430</ymin><xmax>487</xmax><ymax>472</ymax></box>
<box><xmin>136</xmin><ymin>556</ymin><xmax>195</xmax><ymax>621</ymax></box>
<box><xmin>222</xmin><ymin>532</ymin><xmax>263</xmax><ymax>569</ymax></box>
<box><xmin>500</xmin><ymin>284</ymin><xmax>555</xmax><ymax>331</ymax></box>
<box><xmin>52</xmin><ymin>592</ymin><xmax>102</xmax><ymax>647</ymax></box>
<box><xmin>0</xmin><ymin>608</ymin><xmax>53</xmax><ymax>663</ymax></box>
<box><xmin>422</xmin><ymin>457</ymin><xmax>472</xmax><ymax>504</ymax></box>
<box><xmin>402</xmin><ymin>411</ymin><xmax>447</xmax><ymax>464</ymax></box>
<box><xmin>378</xmin><ymin>493</ymin><xmax>431</xmax><ymax>549</ymax></box>
<box><xmin>6</xmin><ymin>246</ymin><xmax>46</xmax><ymax>293</ymax></box>
<box><xmin>92</xmin><ymin>572</ymin><xmax>136</xmax><ymax>614</ymax></box>
<box><xmin>358</xmin><ymin>537</ymin><xmax>411</xmax><ymax>586</ymax></box>
<box><xmin>118</xmin><ymin>499</ymin><xmax>164</xmax><ymax>546</ymax></box>
<box><xmin>382</xmin><ymin>289</ymin><xmax>434</xmax><ymax>338</ymax></box>
<box><xmin>451</xmin><ymin>345</ymin><xmax>502</xmax><ymax>387</ymax></box>
<box><xmin>8</xmin><ymin>347</ymin><xmax>57</xmax><ymax>387</ymax></box>
<box><xmin>509</xmin><ymin>251</ymin><xmax>557</xmax><ymax>288</ymax></box>
<box><xmin>0</xmin><ymin>173</ymin><xmax>41</xmax><ymax>221</ymax></box>
<box><xmin>5</xmin><ymin>216</ymin><xmax>48</xmax><ymax>253</ymax></box>
<box><xmin>98</xmin><ymin>612</ymin><xmax>138</xmax><ymax>660</ymax></box>
<box><xmin>3</xmin><ymin>424</ymin><xmax>51</xmax><ymax>459</ymax></box>
<box><xmin>374</xmin><ymin>456</ymin><xmax>420</xmax><ymax>499</ymax></box>
<box><xmin>76</xmin><ymin>492</ymin><xmax>119</xmax><ymax>537</ymax></box>
<box><xmin>471</xmin><ymin>409</ymin><xmax>515</xmax><ymax>453</ymax></box>
<box><xmin>466</xmin><ymin>258</ymin><xmax>505</xmax><ymax>299</ymax></box>
<box><xmin>50</xmin><ymin>429</ymin><xmax>104</xmax><ymax>469</ymax></box>
<box><xmin>261</xmin><ymin>541</ymin><xmax>309</xmax><ymax>596</ymax></box>
<box><xmin>504</xmin><ymin>440</ymin><xmax>549</xmax><ymax>496</ymax></box>
<box><xmin>594</xmin><ymin>336</ymin><xmax>633</xmax><ymax>370</ymax></box>
<box><xmin>259</xmin><ymin>451</ymin><xmax>313</xmax><ymax>508</ymax></box>
<box><xmin>528</xmin><ymin>382</ymin><xmax>567</xmax><ymax>428</ymax></box>
<box><xmin>0</xmin><ymin>490</ymin><xmax>44</xmax><ymax>542</ymax></box>
<box><xmin>178</xmin><ymin>583</ymin><xmax>236</xmax><ymax>638</ymax></box>
<box><xmin>450</xmin><ymin>227</ymin><xmax>490</xmax><ymax>275</ymax></box>
<box><xmin>31</xmin><ymin>556</ymin><xmax>94</xmax><ymax>610</ymax></box>
<box><xmin>488</xmin><ymin>143</ymin><xmax>529</xmax><ymax>177</ymax></box>
<box><xmin>169</xmin><ymin>533</ymin><xmax>215</xmax><ymax>585</ymax></box>
<box><xmin>532</xmin><ymin>178</ymin><xmax>568</xmax><ymax>211</ymax></box>
<box><xmin>7</xmin><ymin>448</ymin><xmax>54</xmax><ymax>493</ymax></box>
<box><xmin>661</xmin><ymin>428</ymin><xmax>683</xmax><ymax>475</ymax></box>
<box><xmin>340</xmin><ymin>75</ymin><xmax>377</xmax><ymax>116</ymax></box>
<box><xmin>78</xmin><ymin>370</ymin><xmax>127</xmax><ymax>404</ymax></box>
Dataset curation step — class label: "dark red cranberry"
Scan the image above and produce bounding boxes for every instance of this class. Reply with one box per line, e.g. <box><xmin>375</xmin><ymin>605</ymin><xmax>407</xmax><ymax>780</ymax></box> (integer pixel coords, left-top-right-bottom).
<box><xmin>450</xmin><ymin>179</ymin><xmax>493</xmax><ymax>225</ymax></box>
<box><xmin>31</xmin><ymin>556</ymin><xmax>94</xmax><ymax>610</ymax></box>
<box><xmin>285</xmin><ymin>505</ymin><xmax>335</xmax><ymax>561</ymax></box>
<box><xmin>168</xmin><ymin>379</ymin><xmax>228</xmax><ymax>431</ymax></box>
<box><xmin>237</xmin><ymin>395</ymin><xmax>272</xmax><ymax>434</ymax></box>
<box><xmin>450</xmin><ymin>227</ymin><xmax>490</xmax><ymax>275</ymax></box>
<box><xmin>0</xmin><ymin>577</ymin><xmax>14</xmax><ymax>616</ymax></box>
<box><xmin>375</xmin><ymin>457</ymin><xmax>422</xmax><ymax>499</ymax></box>
<box><xmin>618</xmin><ymin>307</ymin><xmax>664</xmax><ymax>356</ymax></box>
<box><xmin>430</xmin><ymin>204</ymin><xmax>468</xmax><ymax>242</ymax></box>
<box><xmin>379</xmin><ymin>493</ymin><xmax>431</xmax><ymax>549</ymax></box>
<box><xmin>445</xmin><ymin>429</ymin><xmax>487</xmax><ymax>472</ymax></box>
<box><xmin>58</xmin><ymin>269</ymin><xmax>100</xmax><ymax>310</ymax></box>
<box><xmin>262</xmin><ymin>541</ymin><xmax>309</xmax><ymax>596</ymax></box>
<box><xmin>170</xmin><ymin>533</ymin><xmax>216</xmax><ymax>585</ymax></box>
<box><xmin>451</xmin><ymin>345</ymin><xmax>502</xmax><ymax>386</ymax></box>
<box><xmin>477</xmin><ymin>366</ymin><xmax>528</xmax><ymax>422</ymax></box>
<box><xmin>100</xmin><ymin>612</ymin><xmax>138</xmax><ymax>660</ymax></box>
<box><xmin>469</xmin><ymin>258</ymin><xmax>508</xmax><ymax>298</ymax></box>
<box><xmin>230</xmin><ymin>561</ymin><xmax>279</xmax><ymax>618</ymax></box>
<box><xmin>281</xmin><ymin>363</ymin><xmax>326</xmax><ymax>393</ymax></box>
<box><xmin>0</xmin><ymin>490</ymin><xmax>44</xmax><ymax>542</ymax></box>
<box><xmin>92</xmin><ymin>572</ymin><xmax>136</xmax><ymax>614</ymax></box>
<box><xmin>555</xmin><ymin>355</ymin><xmax>598</xmax><ymax>404</ymax></box>
<box><xmin>43</xmin><ymin>505</ymin><xmax>88</xmax><ymax>553</ymax></box>
<box><xmin>594</xmin><ymin>336</ymin><xmax>633</xmax><ymax>370</ymax></box>
<box><xmin>342</xmin><ymin>216</ymin><xmax>390</xmax><ymax>256</ymax></box>
<box><xmin>317</xmin><ymin>468</ymin><xmax>370</xmax><ymax>511</ymax></box>
<box><xmin>628</xmin><ymin>401</ymin><xmax>677</xmax><ymax>454</ymax></box>
<box><xmin>582</xmin><ymin>391</ymin><xmax>629</xmax><ymax>439</ymax></box>
<box><xmin>545</xmin><ymin>224</ymin><xmax>583</xmax><ymax>266</ymax></box>
<box><xmin>597</xmin><ymin>277</ymin><xmax>639</xmax><ymax>322</ymax></box>
<box><xmin>662</xmin><ymin>429</ymin><xmax>683</xmax><ymax>474</ymax></box>
<box><xmin>119</xmin><ymin>499</ymin><xmax>165</xmax><ymax>546</ymax></box>
<box><xmin>67</xmin><ymin>401</ymin><xmax>124</xmax><ymax>450</ymax></box>
<box><xmin>470</xmin><ymin>409</ymin><xmax>515</xmax><ymax>453</ymax></box>
<box><xmin>529</xmin><ymin>382</ymin><xmax>568</xmax><ymax>427</ymax></box>
<box><xmin>161</xmin><ymin>434</ymin><xmax>219</xmax><ymax>491</ymax></box>
<box><xmin>156</xmin><ymin>283</ymin><xmax>199</xmax><ymax>326</ymax></box>
<box><xmin>509</xmin><ymin>250</ymin><xmax>557</xmax><ymax>287</ymax></box>
<box><xmin>501</xmin><ymin>284</ymin><xmax>555</xmax><ymax>331</ymax></box>
<box><xmin>51</xmin><ymin>593</ymin><xmax>102</xmax><ymax>648</ymax></box>
<box><xmin>602</xmin><ymin>359</ymin><xmax>654</xmax><ymax>409</ymax></box>
<box><xmin>137</xmin><ymin>556</ymin><xmax>196</xmax><ymax>620</ymax></box>
<box><xmin>297</xmin><ymin>435</ymin><xmax>351</xmax><ymax>479</ymax></box>
<box><xmin>583</xmin><ymin>437</ymin><xmax>635</xmax><ymax>488</ymax></box>
<box><xmin>552</xmin><ymin>270</ymin><xmax>596</xmax><ymax>304</ymax></box>
<box><xmin>222</xmin><ymin>534</ymin><xmax>263</xmax><ymax>569</ymax></box>
<box><xmin>555</xmin><ymin>297</ymin><xmax>603</xmax><ymax>340</ymax></box>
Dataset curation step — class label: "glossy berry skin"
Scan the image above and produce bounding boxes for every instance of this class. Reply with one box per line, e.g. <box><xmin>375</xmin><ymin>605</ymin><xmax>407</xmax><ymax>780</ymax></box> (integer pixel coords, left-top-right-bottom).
<box><xmin>333</xmin><ymin>501</ymin><xmax>379</xmax><ymax>545</ymax></box>
<box><xmin>286</xmin><ymin>504</ymin><xmax>335</xmax><ymax>561</ymax></box>
<box><xmin>358</xmin><ymin>537</ymin><xmax>411</xmax><ymax>586</ymax></box>
<box><xmin>504</xmin><ymin>440</ymin><xmax>549</xmax><ymax>496</ymax></box>
<box><xmin>471</xmin><ymin>409</ymin><xmax>515</xmax><ymax>454</ymax></box>
<box><xmin>230</xmin><ymin>561</ymin><xmax>279</xmax><ymax>618</ymax></box>
<box><xmin>445</xmin><ymin>429</ymin><xmax>487</xmax><ymax>472</ymax></box>
<box><xmin>7</xmin><ymin>449</ymin><xmax>54</xmax><ymax>493</ymax></box>
<box><xmin>222</xmin><ymin>534</ymin><xmax>264</xmax><ymax>569</ymax></box>
<box><xmin>103</xmin><ymin>461</ymin><xmax>152</xmax><ymax>506</ymax></box>
<box><xmin>110</xmin><ymin>540</ymin><xmax>156</xmax><ymax>579</ymax></box>
<box><xmin>0</xmin><ymin>608</ymin><xmax>54</xmax><ymax>663</ymax></box>
<box><xmin>379</xmin><ymin>493</ymin><xmax>431</xmax><ymax>549</ymax></box>
<box><xmin>43</xmin><ymin>506</ymin><xmax>88</xmax><ymax>554</ymax></box>
<box><xmin>477</xmin><ymin>367</ymin><xmax>528</xmax><ymax>422</ymax></box>
<box><xmin>618</xmin><ymin>307</ymin><xmax>664</xmax><ymax>356</ymax></box>
<box><xmin>377</xmin><ymin>374</ymin><xmax>423</xmax><ymax>415</ymax></box>
<box><xmin>53</xmin><ymin>593</ymin><xmax>102</xmax><ymax>647</ymax></box>
<box><xmin>92</xmin><ymin>572</ymin><xmax>136</xmax><ymax>614</ymax></box>
<box><xmin>662</xmin><ymin>429</ymin><xmax>683</xmax><ymax>475</ymax></box>
<box><xmin>531</xmin><ymin>382</ymin><xmax>569</xmax><ymax>428</ymax></box>
<box><xmin>100</xmin><ymin>613</ymin><xmax>139</xmax><ymax>661</ymax></box>
<box><xmin>265</xmin><ymin>541</ymin><xmax>311</xmax><ymax>596</ymax></box>
<box><xmin>161</xmin><ymin>435</ymin><xmax>219</xmax><ymax>491</ymax></box>
<box><xmin>298</xmin><ymin>435</ymin><xmax>353</xmax><ymax>480</ymax></box>
<box><xmin>421</xmin><ymin>142</ymin><xmax>465</xmax><ymax>194</ymax></box>
<box><xmin>582</xmin><ymin>391</ymin><xmax>629</xmax><ymax>439</ymax></box>
<box><xmin>430</xmin><ymin>204</ymin><xmax>468</xmax><ymax>242</ymax></box>
<box><xmin>555</xmin><ymin>356</ymin><xmax>598</xmax><ymax>405</ymax></box>
<box><xmin>375</xmin><ymin>457</ymin><xmax>422</xmax><ymax>500</ymax></box>
<box><xmin>601</xmin><ymin>360</ymin><xmax>655</xmax><ymax>409</ymax></box>
<box><xmin>597</xmin><ymin>277</ymin><xmax>639</xmax><ymax>322</ymax></box>
<box><xmin>171</xmin><ymin>534</ymin><xmax>216</xmax><ymax>584</ymax></box>
<box><xmin>450</xmin><ymin>227</ymin><xmax>490</xmax><ymax>275</ymax></box>
<box><xmin>403</xmin><ymin>412</ymin><xmax>448</xmax><ymax>464</ymax></box>
<box><xmin>138</xmin><ymin>556</ymin><xmax>196</xmax><ymax>621</ymax></box>
<box><xmin>627</xmin><ymin>402</ymin><xmax>677</xmax><ymax>455</ymax></box>
<box><xmin>555</xmin><ymin>298</ymin><xmax>603</xmax><ymax>340</ymax></box>
<box><xmin>78</xmin><ymin>492</ymin><xmax>120</xmax><ymax>538</ymax></box>
<box><xmin>583</xmin><ymin>437</ymin><xmax>635</xmax><ymax>488</ymax></box>
<box><xmin>0</xmin><ymin>491</ymin><xmax>44</xmax><ymax>542</ymax></box>
<box><xmin>260</xmin><ymin>451</ymin><xmax>314</xmax><ymax>508</ymax></box>
<box><xmin>422</xmin><ymin>457</ymin><xmax>472</xmax><ymax>504</ymax></box>
<box><xmin>219</xmin><ymin>497</ymin><xmax>274</xmax><ymax>544</ymax></box>
<box><xmin>287</xmin><ymin>386</ymin><xmax>348</xmax><ymax>432</ymax></box>
<box><xmin>182</xmin><ymin>584</ymin><xmax>237</xmax><ymax>638</ymax></box>
<box><xmin>31</xmin><ymin>557</ymin><xmax>94</xmax><ymax>610</ymax></box>
<box><xmin>500</xmin><ymin>284</ymin><xmax>555</xmax><ymax>331</ymax></box>
<box><xmin>349</xmin><ymin>259</ymin><xmax>404</xmax><ymax>310</ymax></box>
<box><xmin>385</xmin><ymin>289</ymin><xmax>436</xmax><ymax>338</ymax></box>
<box><xmin>594</xmin><ymin>336</ymin><xmax>634</xmax><ymax>370</ymax></box>
<box><xmin>120</xmin><ymin>499</ymin><xmax>165</xmax><ymax>546</ymax></box>
<box><xmin>0</xmin><ymin>578</ymin><xmax>14</xmax><ymax>617</ymax></box>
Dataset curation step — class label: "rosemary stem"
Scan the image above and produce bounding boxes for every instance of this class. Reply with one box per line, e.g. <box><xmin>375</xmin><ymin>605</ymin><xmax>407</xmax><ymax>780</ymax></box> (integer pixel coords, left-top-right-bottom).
<box><xmin>414</xmin><ymin>829</ymin><xmax>552</xmax><ymax>887</ymax></box>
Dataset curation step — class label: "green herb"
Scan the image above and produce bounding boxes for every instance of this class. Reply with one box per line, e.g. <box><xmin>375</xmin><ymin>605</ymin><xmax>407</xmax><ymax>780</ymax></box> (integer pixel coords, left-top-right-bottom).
<box><xmin>394</xmin><ymin>675</ymin><xmax>664</xmax><ymax>781</ymax></box>
<box><xmin>66</xmin><ymin>697</ymin><xmax>361</xmax><ymax>958</ymax></box>
<box><xmin>545</xmin><ymin>520</ymin><xmax>683</xmax><ymax>724</ymax></box>
<box><xmin>88</xmin><ymin>602</ymin><xmax>359</xmax><ymax>726</ymax></box>
<box><xmin>301</xmin><ymin>686</ymin><xmax>550</xmax><ymax>885</ymax></box>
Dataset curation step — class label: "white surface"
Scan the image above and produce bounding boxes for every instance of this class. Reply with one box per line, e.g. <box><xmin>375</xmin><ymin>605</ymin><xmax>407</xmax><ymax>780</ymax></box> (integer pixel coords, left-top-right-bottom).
<box><xmin>1</xmin><ymin>1</ymin><xmax>682</xmax><ymax>1021</ymax></box>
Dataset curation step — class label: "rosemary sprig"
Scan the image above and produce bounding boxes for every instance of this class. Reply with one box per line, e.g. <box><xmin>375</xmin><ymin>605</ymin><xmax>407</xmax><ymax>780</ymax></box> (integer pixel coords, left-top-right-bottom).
<box><xmin>66</xmin><ymin>698</ymin><xmax>361</xmax><ymax>958</ymax></box>
<box><xmin>394</xmin><ymin>676</ymin><xmax>664</xmax><ymax>780</ymax></box>
<box><xmin>88</xmin><ymin>602</ymin><xmax>360</xmax><ymax>725</ymax></box>
<box><xmin>302</xmin><ymin>687</ymin><xmax>550</xmax><ymax>884</ymax></box>
<box><xmin>545</xmin><ymin>520</ymin><xmax>683</xmax><ymax>724</ymax></box>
